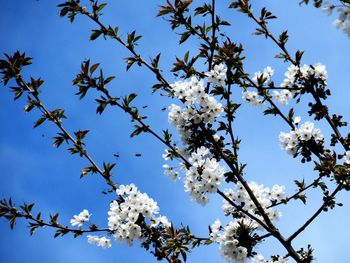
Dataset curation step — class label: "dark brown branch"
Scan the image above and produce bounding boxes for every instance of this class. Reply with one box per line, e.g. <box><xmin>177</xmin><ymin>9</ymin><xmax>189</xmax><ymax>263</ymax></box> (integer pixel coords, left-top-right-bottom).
<box><xmin>268</xmin><ymin>174</ymin><xmax>324</xmax><ymax>208</ymax></box>
<box><xmin>217</xmin><ymin>189</ymin><xmax>272</xmax><ymax>232</ymax></box>
<box><xmin>18</xmin><ymin>78</ymin><xmax>117</xmax><ymax>190</ymax></box>
<box><xmin>83</xmin><ymin>11</ymin><xmax>173</xmax><ymax>95</ymax></box>
<box><xmin>14</xmin><ymin>209</ymin><xmax>110</xmax><ymax>235</ymax></box>
<box><xmin>287</xmin><ymin>184</ymin><xmax>342</xmax><ymax>242</ymax></box>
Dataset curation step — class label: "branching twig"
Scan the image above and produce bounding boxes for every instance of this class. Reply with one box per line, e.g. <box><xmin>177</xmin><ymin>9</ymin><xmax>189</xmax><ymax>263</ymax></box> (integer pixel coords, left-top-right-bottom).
<box><xmin>18</xmin><ymin>77</ymin><xmax>117</xmax><ymax>190</ymax></box>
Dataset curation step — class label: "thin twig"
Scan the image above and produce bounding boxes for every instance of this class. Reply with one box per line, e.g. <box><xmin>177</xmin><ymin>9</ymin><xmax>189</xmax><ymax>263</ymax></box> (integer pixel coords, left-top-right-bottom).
<box><xmin>287</xmin><ymin>184</ymin><xmax>342</xmax><ymax>242</ymax></box>
<box><xmin>19</xmin><ymin>78</ymin><xmax>117</xmax><ymax>190</ymax></box>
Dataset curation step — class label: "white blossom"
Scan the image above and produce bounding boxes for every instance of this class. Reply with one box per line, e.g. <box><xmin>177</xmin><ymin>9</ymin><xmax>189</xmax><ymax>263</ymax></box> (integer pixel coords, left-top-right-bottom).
<box><xmin>269</xmin><ymin>185</ymin><xmax>286</xmax><ymax>201</ymax></box>
<box><xmin>87</xmin><ymin>235</ymin><xmax>112</xmax><ymax>249</ymax></box>
<box><xmin>252</xmin><ymin>254</ymin><xmax>267</xmax><ymax>263</ymax></box>
<box><xmin>279</xmin><ymin>131</ymin><xmax>299</xmax><ymax>155</ymax></box>
<box><xmin>162</xmin><ymin>149</ymin><xmax>173</xmax><ymax>161</ymax></box>
<box><xmin>298</xmin><ymin>121</ymin><xmax>315</xmax><ymax>141</ymax></box>
<box><xmin>331</xmin><ymin>6</ymin><xmax>350</xmax><ymax>37</ymax></box>
<box><xmin>218</xmin><ymin>220</ymin><xmax>248</xmax><ymax>263</ymax></box>
<box><xmin>273</xmin><ymin>90</ymin><xmax>293</xmax><ymax>105</ymax></box>
<box><xmin>108</xmin><ymin>184</ymin><xmax>170</xmax><ymax>246</ymax></box>
<box><xmin>279</xmin><ymin>121</ymin><xmax>323</xmax><ymax>155</ymax></box>
<box><xmin>313</xmin><ymin>63</ymin><xmax>328</xmax><ymax>81</ymax></box>
<box><xmin>222</xmin><ymin>181</ymin><xmax>284</xmax><ymax>225</ymax></box>
<box><xmin>278</xmin><ymin>63</ymin><xmax>328</xmax><ymax>105</ymax></box>
<box><xmin>205</xmin><ymin>63</ymin><xmax>227</xmax><ymax>87</ymax></box>
<box><xmin>212</xmin><ymin>181</ymin><xmax>286</xmax><ymax>262</ymax></box>
<box><xmin>167</xmin><ymin>75</ymin><xmax>224</xmax><ymax>145</ymax></box>
<box><xmin>242</xmin><ymin>90</ymin><xmax>263</xmax><ymax>106</ymax></box>
<box><xmin>70</xmin><ymin>209</ymin><xmax>91</xmax><ymax>227</ymax></box>
<box><xmin>183</xmin><ymin>147</ymin><xmax>225</xmax><ymax>205</ymax></box>
<box><xmin>343</xmin><ymin>151</ymin><xmax>350</xmax><ymax>164</ymax></box>
<box><xmin>293</xmin><ymin>116</ymin><xmax>301</xmax><ymax>125</ymax></box>
<box><xmin>210</xmin><ymin>219</ymin><xmax>251</xmax><ymax>263</ymax></box>
<box><xmin>210</xmin><ymin>219</ymin><xmax>222</xmax><ymax>241</ymax></box>
<box><xmin>163</xmin><ymin>164</ymin><xmax>180</xmax><ymax>181</ymax></box>
<box><xmin>322</xmin><ymin>4</ymin><xmax>335</xmax><ymax>16</ymax></box>
<box><xmin>150</xmin><ymin>215</ymin><xmax>171</xmax><ymax>228</ymax></box>
<box><xmin>253</xmin><ymin>66</ymin><xmax>274</xmax><ymax>83</ymax></box>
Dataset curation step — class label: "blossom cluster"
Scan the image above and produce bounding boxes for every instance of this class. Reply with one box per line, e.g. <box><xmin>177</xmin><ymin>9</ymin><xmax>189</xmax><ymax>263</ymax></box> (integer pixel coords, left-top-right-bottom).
<box><xmin>183</xmin><ymin>146</ymin><xmax>225</xmax><ymax>205</ymax></box>
<box><xmin>168</xmin><ymin>64</ymin><xmax>225</xmax><ymax>143</ymax></box>
<box><xmin>242</xmin><ymin>90</ymin><xmax>263</xmax><ymax>106</ymax></box>
<box><xmin>274</xmin><ymin>63</ymin><xmax>328</xmax><ymax>105</ymax></box>
<box><xmin>280</xmin><ymin>64</ymin><xmax>327</xmax><ymax>88</ymax></box>
<box><xmin>243</xmin><ymin>64</ymin><xmax>328</xmax><ymax>107</ymax></box>
<box><xmin>242</xmin><ymin>67</ymin><xmax>274</xmax><ymax>106</ymax></box>
<box><xmin>87</xmin><ymin>235</ymin><xmax>112</xmax><ymax>249</ymax></box>
<box><xmin>168</xmin><ymin>77</ymin><xmax>224</xmax><ymax>143</ymax></box>
<box><xmin>70</xmin><ymin>209</ymin><xmax>91</xmax><ymax>227</ymax></box>
<box><xmin>205</xmin><ymin>63</ymin><xmax>228</xmax><ymax>87</ymax></box>
<box><xmin>210</xmin><ymin>219</ymin><xmax>249</xmax><ymax>262</ymax></box>
<box><xmin>162</xmin><ymin>163</ymin><xmax>180</xmax><ymax>181</ymax></box>
<box><xmin>107</xmin><ymin>184</ymin><xmax>171</xmax><ymax>246</ymax></box>
<box><xmin>82</xmin><ymin>184</ymin><xmax>170</xmax><ymax>249</ymax></box>
<box><xmin>70</xmin><ymin>210</ymin><xmax>112</xmax><ymax>248</ymax></box>
<box><xmin>252</xmin><ymin>66</ymin><xmax>274</xmax><ymax>83</ymax></box>
<box><xmin>323</xmin><ymin>4</ymin><xmax>350</xmax><ymax>37</ymax></box>
<box><xmin>272</xmin><ymin>89</ymin><xmax>293</xmax><ymax>105</ymax></box>
<box><xmin>279</xmin><ymin>121</ymin><xmax>324</xmax><ymax>155</ymax></box>
<box><xmin>165</xmin><ymin>66</ymin><xmax>227</xmax><ymax>204</ymax></box>
<box><xmin>211</xmin><ymin>181</ymin><xmax>285</xmax><ymax>262</ymax></box>
<box><xmin>222</xmin><ymin>181</ymin><xmax>285</xmax><ymax>223</ymax></box>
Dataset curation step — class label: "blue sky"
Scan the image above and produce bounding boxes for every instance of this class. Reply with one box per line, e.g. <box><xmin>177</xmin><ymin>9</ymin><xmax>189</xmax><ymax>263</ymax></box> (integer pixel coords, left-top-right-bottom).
<box><xmin>0</xmin><ymin>0</ymin><xmax>350</xmax><ymax>262</ymax></box>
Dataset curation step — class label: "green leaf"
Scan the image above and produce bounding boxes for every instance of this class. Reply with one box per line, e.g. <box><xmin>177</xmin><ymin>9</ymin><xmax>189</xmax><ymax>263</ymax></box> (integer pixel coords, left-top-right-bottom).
<box><xmin>114</xmin><ymin>26</ymin><xmax>119</xmax><ymax>35</ymax></box>
<box><xmin>81</xmin><ymin>166</ymin><xmax>97</xmax><ymax>178</ymax></box>
<box><xmin>59</xmin><ymin>7</ymin><xmax>70</xmax><ymax>17</ymax></box>
<box><xmin>98</xmin><ymin>3</ymin><xmax>108</xmax><ymax>12</ymax></box>
<box><xmin>90</xmin><ymin>63</ymin><xmax>100</xmax><ymax>74</ymax></box>
<box><xmin>104</xmin><ymin>76</ymin><xmax>115</xmax><ymax>84</ymax></box>
<box><xmin>50</xmin><ymin>213</ymin><xmax>59</xmax><ymax>224</ymax></box>
<box><xmin>125</xmin><ymin>57</ymin><xmax>136</xmax><ymax>71</ymax></box>
<box><xmin>184</xmin><ymin>51</ymin><xmax>189</xmax><ymax>63</ymax></box>
<box><xmin>179</xmin><ymin>31</ymin><xmax>191</xmax><ymax>44</ymax></box>
<box><xmin>34</xmin><ymin>116</ymin><xmax>47</xmax><ymax>128</ymax></box>
<box><xmin>30</xmin><ymin>226</ymin><xmax>38</xmax><ymax>235</ymax></box>
<box><xmin>10</xmin><ymin>217</ymin><xmax>16</xmax><ymax>230</ymax></box>
<box><xmin>127</xmin><ymin>93</ymin><xmax>137</xmax><ymax>104</ymax></box>
<box><xmin>297</xmin><ymin>194</ymin><xmax>307</xmax><ymax>204</ymax></box>
<box><xmin>294</xmin><ymin>179</ymin><xmax>305</xmax><ymax>190</ymax></box>
<box><xmin>134</xmin><ymin>35</ymin><xmax>142</xmax><ymax>43</ymax></box>
<box><xmin>279</xmin><ymin>30</ymin><xmax>289</xmax><ymax>45</ymax></box>
<box><xmin>90</xmin><ymin>30</ymin><xmax>103</xmax><ymax>41</ymax></box>
<box><xmin>263</xmin><ymin>107</ymin><xmax>278</xmax><ymax>116</ymax></box>
<box><xmin>130</xmin><ymin>125</ymin><xmax>143</xmax><ymax>138</ymax></box>
<box><xmin>288</xmin><ymin>108</ymin><xmax>295</xmax><ymax>122</ymax></box>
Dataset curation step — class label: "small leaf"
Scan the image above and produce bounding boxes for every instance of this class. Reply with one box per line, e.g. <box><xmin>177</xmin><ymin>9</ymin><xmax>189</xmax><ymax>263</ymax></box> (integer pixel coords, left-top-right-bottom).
<box><xmin>98</xmin><ymin>3</ymin><xmax>107</xmax><ymax>12</ymax></box>
<box><xmin>127</xmin><ymin>93</ymin><xmax>137</xmax><ymax>104</ymax></box>
<box><xmin>179</xmin><ymin>31</ymin><xmax>191</xmax><ymax>44</ymax></box>
<box><xmin>90</xmin><ymin>30</ymin><xmax>103</xmax><ymax>41</ymax></box>
<box><xmin>90</xmin><ymin>63</ymin><xmax>100</xmax><ymax>74</ymax></box>
<box><xmin>34</xmin><ymin>116</ymin><xmax>47</xmax><ymax>128</ymax></box>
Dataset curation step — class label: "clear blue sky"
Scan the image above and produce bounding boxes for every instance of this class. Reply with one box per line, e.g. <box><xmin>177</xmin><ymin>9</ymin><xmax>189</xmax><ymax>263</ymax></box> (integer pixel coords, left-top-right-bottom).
<box><xmin>1</xmin><ymin>0</ymin><xmax>350</xmax><ymax>262</ymax></box>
